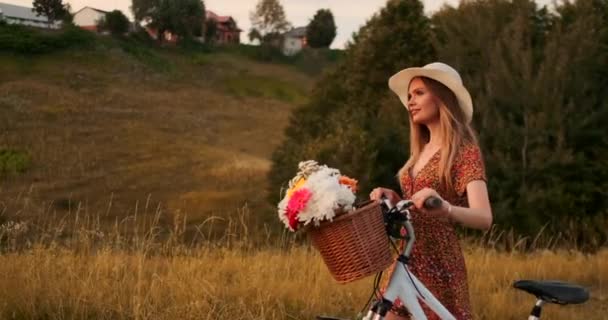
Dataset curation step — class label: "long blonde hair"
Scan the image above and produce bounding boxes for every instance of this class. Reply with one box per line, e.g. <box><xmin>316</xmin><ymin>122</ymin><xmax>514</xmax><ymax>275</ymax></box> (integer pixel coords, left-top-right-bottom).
<box><xmin>399</xmin><ymin>76</ymin><xmax>478</xmax><ymax>193</ymax></box>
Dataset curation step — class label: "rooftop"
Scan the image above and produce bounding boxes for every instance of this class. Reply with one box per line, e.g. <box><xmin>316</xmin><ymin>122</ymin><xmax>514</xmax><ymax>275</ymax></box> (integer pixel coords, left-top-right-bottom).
<box><xmin>73</xmin><ymin>6</ymin><xmax>108</xmax><ymax>15</ymax></box>
<box><xmin>0</xmin><ymin>2</ymin><xmax>49</xmax><ymax>22</ymax></box>
<box><xmin>284</xmin><ymin>27</ymin><xmax>307</xmax><ymax>38</ymax></box>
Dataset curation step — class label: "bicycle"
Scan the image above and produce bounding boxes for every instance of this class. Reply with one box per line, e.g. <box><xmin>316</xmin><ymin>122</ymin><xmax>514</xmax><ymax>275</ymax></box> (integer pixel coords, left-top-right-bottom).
<box><xmin>317</xmin><ymin>196</ymin><xmax>590</xmax><ymax>320</ymax></box>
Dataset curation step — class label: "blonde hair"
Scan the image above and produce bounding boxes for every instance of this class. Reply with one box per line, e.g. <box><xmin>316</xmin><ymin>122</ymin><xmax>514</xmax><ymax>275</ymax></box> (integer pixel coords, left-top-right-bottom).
<box><xmin>398</xmin><ymin>76</ymin><xmax>478</xmax><ymax>193</ymax></box>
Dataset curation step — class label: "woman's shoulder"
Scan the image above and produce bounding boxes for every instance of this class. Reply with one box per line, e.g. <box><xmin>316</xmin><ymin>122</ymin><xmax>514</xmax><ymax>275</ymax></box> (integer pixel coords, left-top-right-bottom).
<box><xmin>452</xmin><ymin>142</ymin><xmax>486</xmax><ymax>196</ymax></box>
<box><xmin>454</xmin><ymin>142</ymin><xmax>484</xmax><ymax>163</ymax></box>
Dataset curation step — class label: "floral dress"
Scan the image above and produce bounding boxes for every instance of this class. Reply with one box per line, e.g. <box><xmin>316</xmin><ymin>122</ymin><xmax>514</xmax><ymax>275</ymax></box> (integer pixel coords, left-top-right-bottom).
<box><xmin>383</xmin><ymin>143</ymin><xmax>486</xmax><ymax>319</ymax></box>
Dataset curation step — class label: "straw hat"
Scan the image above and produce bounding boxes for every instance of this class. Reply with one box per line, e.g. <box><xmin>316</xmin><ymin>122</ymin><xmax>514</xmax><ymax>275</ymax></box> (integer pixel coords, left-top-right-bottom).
<box><xmin>388</xmin><ymin>62</ymin><xmax>473</xmax><ymax>123</ymax></box>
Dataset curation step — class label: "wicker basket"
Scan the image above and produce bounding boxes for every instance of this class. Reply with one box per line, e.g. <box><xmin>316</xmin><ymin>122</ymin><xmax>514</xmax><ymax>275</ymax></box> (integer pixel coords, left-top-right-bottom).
<box><xmin>309</xmin><ymin>201</ymin><xmax>393</xmax><ymax>284</ymax></box>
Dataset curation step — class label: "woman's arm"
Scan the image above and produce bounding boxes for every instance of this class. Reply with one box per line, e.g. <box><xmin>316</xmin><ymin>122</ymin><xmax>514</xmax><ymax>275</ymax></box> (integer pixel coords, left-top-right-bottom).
<box><xmin>445</xmin><ymin>180</ymin><xmax>493</xmax><ymax>230</ymax></box>
<box><xmin>411</xmin><ymin>182</ymin><xmax>493</xmax><ymax>231</ymax></box>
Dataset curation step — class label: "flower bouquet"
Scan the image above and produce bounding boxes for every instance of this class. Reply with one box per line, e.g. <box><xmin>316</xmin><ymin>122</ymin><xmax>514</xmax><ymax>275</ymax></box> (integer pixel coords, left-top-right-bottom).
<box><xmin>277</xmin><ymin>160</ymin><xmax>393</xmax><ymax>284</ymax></box>
<box><xmin>277</xmin><ymin>160</ymin><xmax>359</xmax><ymax>232</ymax></box>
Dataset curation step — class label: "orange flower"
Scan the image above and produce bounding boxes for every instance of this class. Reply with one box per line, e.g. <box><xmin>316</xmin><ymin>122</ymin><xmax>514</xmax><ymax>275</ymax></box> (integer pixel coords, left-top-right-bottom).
<box><xmin>287</xmin><ymin>178</ymin><xmax>307</xmax><ymax>198</ymax></box>
<box><xmin>339</xmin><ymin>175</ymin><xmax>358</xmax><ymax>193</ymax></box>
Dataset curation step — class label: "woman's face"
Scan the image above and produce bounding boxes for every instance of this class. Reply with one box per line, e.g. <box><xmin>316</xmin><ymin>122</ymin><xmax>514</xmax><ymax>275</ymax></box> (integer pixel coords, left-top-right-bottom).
<box><xmin>407</xmin><ymin>77</ymin><xmax>440</xmax><ymax>125</ymax></box>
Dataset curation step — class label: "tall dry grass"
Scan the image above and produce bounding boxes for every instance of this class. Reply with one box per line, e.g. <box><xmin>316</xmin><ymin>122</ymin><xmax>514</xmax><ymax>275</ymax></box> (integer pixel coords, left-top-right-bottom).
<box><xmin>0</xmin><ymin>204</ymin><xmax>605</xmax><ymax>320</ymax></box>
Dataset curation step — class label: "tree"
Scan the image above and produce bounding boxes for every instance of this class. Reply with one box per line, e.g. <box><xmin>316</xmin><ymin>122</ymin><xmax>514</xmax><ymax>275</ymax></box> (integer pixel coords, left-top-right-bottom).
<box><xmin>431</xmin><ymin>0</ymin><xmax>608</xmax><ymax>245</ymax></box>
<box><xmin>61</xmin><ymin>2</ymin><xmax>73</xmax><ymax>24</ymax></box>
<box><xmin>204</xmin><ymin>17</ymin><xmax>217</xmax><ymax>43</ymax></box>
<box><xmin>98</xmin><ymin>10</ymin><xmax>130</xmax><ymax>36</ymax></box>
<box><xmin>249</xmin><ymin>0</ymin><xmax>291</xmax><ymax>46</ymax></box>
<box><xmin>248</xmin><ymin>28</ymin><xmax>262</xmax><ymax>43</ymax></box>
<box><xmin>306</xmin><ymin>9</ymin><xmax>337</xmax><ymax>48</ymax></box>
<box><xmin>131</xmin><ymin>0</ymin><xmax>205</xmax><ymax>42</ymax></box>
<box><xmin>32</xmin><ymin>0</ymin><xmax>70</xmax><ymax>27</ymax></box>
<box><xmin>269</xmin><ymin>0</ymin><xmax>435</xmax><ymax>204</ymax></box>
<box><xmin>169</xmin><ymin>0</ymin><xmax>204</xmax><ymax>38</ymax></box>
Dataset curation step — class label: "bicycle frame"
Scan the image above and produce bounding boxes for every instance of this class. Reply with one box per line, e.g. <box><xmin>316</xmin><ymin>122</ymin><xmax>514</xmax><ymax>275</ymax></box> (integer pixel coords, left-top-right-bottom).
<box><xmin>362</xmin><ymin>199</ymin><xmax>456</xmax><ymax>320</ymax></box>
<box><xmin>374</xmin><ymin>262</ymin><xmax>456</xmax><ymax>320</ymax></box>
<box><xmin>353</xmin><ymin>198</ymin><xmax>589</xmax><ymax>320</ymax></box>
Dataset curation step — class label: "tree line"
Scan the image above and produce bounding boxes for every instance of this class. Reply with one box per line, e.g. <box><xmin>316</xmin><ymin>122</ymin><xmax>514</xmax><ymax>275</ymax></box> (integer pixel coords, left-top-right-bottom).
<box><xmin>30</xmin><ymin>0</ymin><xmax>206</xmax><ymax>39</ymax></box>
<box><xmin>248</xmin><ymin>0</ymin><xmax>337</xmax><ymax>48</ymax></box>
<box><xmin>29</xmin><ymin>0</ymin><xmax>338</xmax><ymax>48</ymax></box>
<box><xmin>269</xmin><ymin>0</ymin><xmax>608</xmax><ymax>247</ymax></box>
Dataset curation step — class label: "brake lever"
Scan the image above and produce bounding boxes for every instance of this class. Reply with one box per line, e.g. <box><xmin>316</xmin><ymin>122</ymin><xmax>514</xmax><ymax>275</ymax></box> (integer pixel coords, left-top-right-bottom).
<box><xmin>383</xmin><ymin>202</ymin><xmax>410</xmax><ymax>240</ymax></box>
<box><xmin>380</xmin><ymin>197</ymin><xmax>394</xmax><ymax>210</ymax></box>
<box><xmin>395</xmin><ymin>200</ymin><xmax>414</xmax><ymax>212</ymax></box>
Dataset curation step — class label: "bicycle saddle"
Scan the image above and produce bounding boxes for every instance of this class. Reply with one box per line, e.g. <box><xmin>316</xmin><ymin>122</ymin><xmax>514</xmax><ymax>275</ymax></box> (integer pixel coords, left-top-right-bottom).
<box><xmin>513</xmin><ymin>280</ymin><xmax>589</xmax><ymax>305</ymax></box>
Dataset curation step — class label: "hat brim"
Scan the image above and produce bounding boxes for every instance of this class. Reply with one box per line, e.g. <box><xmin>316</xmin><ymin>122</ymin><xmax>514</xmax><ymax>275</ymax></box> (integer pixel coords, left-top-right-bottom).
<box><xmin>388</xmin><ymin>67</ymin><xmax>473</xmax><ymax>123</ymax></box>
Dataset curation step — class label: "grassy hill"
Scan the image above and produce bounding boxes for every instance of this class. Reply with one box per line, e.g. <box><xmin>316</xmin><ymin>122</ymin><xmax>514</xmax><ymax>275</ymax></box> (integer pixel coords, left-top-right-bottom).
<box><xmin>0</xmin><ymin>31</ymin><xmax>326</xmax><ymax>237</ymax></box>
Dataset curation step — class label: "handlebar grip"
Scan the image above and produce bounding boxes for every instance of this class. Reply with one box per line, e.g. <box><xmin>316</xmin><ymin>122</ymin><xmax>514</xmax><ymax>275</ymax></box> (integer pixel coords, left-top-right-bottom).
<box><xmin>423</xmin><ymin>196</ymin><xmax>443</xmax><ymax>210</ymax></box>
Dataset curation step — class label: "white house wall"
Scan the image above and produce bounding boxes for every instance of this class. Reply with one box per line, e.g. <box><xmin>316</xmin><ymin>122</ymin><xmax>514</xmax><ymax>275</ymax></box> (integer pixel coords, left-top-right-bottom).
<box><xmin>0</xmin><ymin>3</ymin><xmax>60</xmax><ymax>29</ymax></box>
<box><xmin>283</xmin><ymin>37</ymin><xmax>303</xmax><ymax>56</ymax></box>
<box><xmin>3</xmin><ymin>16</ymin><xmax>59</xmax><ymax>28</ymax></box>
<box><xmin>73</xmin><ymin>8</ymin><xmax>105</xmax><ymax>27</ymax></box>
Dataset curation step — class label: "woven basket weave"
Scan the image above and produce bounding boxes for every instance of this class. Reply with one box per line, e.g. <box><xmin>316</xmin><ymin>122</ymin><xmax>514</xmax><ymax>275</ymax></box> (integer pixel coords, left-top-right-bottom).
<box><xmin>309</xmin><ymin>201</ymin><xmax>393</xmax><ymax>284</ymax></box>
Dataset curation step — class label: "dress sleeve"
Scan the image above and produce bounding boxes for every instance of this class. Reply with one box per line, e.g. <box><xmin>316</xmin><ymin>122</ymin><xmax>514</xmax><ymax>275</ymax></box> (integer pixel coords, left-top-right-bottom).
<box><xmin>453</xmin><ymin>144</ymin><xmax>487</xmax><ymax>197</ymax></box>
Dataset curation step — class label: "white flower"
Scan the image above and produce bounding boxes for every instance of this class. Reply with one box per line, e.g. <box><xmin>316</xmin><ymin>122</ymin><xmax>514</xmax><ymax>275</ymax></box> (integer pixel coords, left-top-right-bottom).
<box><xmin>278</xmin><ymin>161</ymin><xmax>358</xmax><ymax>231</ymax></box>
<box><xmin>288</xmin><ymin>160</ymin><xmax>323</xmax><ymax>189</ymax></box>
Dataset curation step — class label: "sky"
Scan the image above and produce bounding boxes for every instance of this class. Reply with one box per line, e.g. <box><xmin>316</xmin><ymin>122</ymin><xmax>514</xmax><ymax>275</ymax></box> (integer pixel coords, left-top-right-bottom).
<box><xmin>3</xmin><ymin>0</ymin><xmax>553</xmax><ymax>49</ymax></box>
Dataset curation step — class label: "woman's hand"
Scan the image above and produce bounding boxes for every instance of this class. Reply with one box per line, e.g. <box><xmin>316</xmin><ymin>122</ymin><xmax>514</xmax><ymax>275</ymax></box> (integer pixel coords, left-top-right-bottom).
<box><xmin>369</xmin><ymin>187</ymin><xmax>402</xmax><ymax>206</ymax></box>
<box><xmin>411</xmin><ymin>187</ymin><xmax>451</xmax><ymax>218</ymax></box>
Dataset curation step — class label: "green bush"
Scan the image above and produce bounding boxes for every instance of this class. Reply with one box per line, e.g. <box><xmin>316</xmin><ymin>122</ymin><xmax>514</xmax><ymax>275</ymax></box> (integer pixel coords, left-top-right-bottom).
<box><xmin>0</xmin><ymin>149</ymin><xmax>30</xmax><ymax>176</ymax></box>
<box><xmin>178</xmin><ymin>37</ymin><xmax>212</xmax><ymax>53</ymax></box>
<box><xmin>126</xmin><ymin>28</ymin><xmax>156</xmax><ymax>45</ymax></box>
<box><xmin>290</xmin><ymin>47</ymin><xmax>344</xmax><ymax>75</ymax></box>
<box><xmin>212</xmin><ymin>44</ymin><xmax>343</xmax><ymax>75</ymax></box>
<box><xmin>0</xmin><ymin>24</ymin><xmax>94</xmax><ymax>54</ymax></box>
<box><xmin>98</xmin><ymin>10</ymin><xmax>130</xmax><ymax>36</ymax></box>
<box><xmin>117</xmin><ymin>36</ymin><xmax>172</xmax><ymax>72</ymax></box>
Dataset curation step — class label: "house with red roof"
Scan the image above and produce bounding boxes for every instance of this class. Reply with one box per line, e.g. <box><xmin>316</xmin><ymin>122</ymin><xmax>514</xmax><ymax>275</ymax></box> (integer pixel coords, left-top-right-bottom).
<box><xmin>205</xmin><ymin>10</ymin><xmax>241</xmax><ymax>44</ymax></box>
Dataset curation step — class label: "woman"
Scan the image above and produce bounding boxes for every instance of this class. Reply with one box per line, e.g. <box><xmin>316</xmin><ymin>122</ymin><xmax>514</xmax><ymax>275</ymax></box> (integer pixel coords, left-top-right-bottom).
<box><xmin>369</xmin><ymin>62</ymin><xmax>493</xmax><ymax>319</ymax></box>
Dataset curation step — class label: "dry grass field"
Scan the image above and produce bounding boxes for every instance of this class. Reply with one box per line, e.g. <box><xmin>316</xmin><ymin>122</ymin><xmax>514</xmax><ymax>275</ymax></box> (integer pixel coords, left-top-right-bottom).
<box><xmin>0</xmin><ymin>40</ymin><xmax>606</xmax><ymax>319</ymax></box>
<box><xmin>0</xmin><ymin>218</ymin><xmax>604</xmax><ymax>320</ymax></box>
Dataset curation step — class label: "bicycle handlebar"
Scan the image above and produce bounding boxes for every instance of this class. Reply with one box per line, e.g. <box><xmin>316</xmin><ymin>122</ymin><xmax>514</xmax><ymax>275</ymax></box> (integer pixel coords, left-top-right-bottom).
<box><xmin>423</xmin><ymin>196</ymin><xmax>443</xmax><ymax>210</ymax></box>
<box><xmin>383</xmin><ymin>196</ymin><xmax>442</xmax><ymax>211</ymax></box>
<box><xmin>381</xmin><ymin>196</ymin><xmax>443</xmax><ymax>262</ymax></box>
